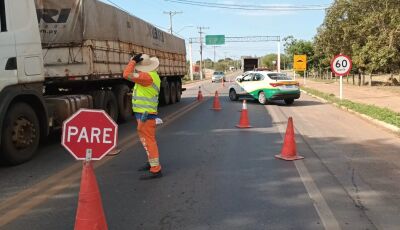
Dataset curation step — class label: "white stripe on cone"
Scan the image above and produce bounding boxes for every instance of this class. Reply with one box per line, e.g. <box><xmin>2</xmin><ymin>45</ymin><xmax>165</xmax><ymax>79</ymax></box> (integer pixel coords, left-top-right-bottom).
<box><xmin>242</xmin><ymin>100</ymin><xmax>247</xmax><ymax>110</ymax></box>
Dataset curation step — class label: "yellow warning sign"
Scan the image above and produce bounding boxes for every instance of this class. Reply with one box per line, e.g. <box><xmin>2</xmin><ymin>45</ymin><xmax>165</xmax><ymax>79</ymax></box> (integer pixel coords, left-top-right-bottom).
<box><xmin>293</xmin><ymin>55</ymin><xmax>307</xmax><ymax>71</ymax></box>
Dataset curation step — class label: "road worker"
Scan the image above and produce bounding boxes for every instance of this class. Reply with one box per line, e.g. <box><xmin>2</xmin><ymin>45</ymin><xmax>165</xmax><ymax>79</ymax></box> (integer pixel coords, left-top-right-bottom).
<box><xmin>123</xmin><ymin>53</ymin><xmax>162</xmax><ymax>180</ymax></box>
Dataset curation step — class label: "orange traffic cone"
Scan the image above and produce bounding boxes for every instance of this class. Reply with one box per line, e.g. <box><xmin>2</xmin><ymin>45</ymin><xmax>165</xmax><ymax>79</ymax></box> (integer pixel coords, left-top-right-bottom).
<box><xmin>197</xmin><ymin>86</ymin><xmax>203</xmax><ymax>101</ymax></box>
<box><xmin>275</xmin><ymin>117</ymin><xmax>304</xmax><ymax>161</ymax></box>
<box><xmin>75</xmin><ymin>162</ymin><xmax>108</xmax><ymax>230</ymax></box>
<box><xmin>236</xmin><ymin>100</ymin><xmax>252</xmax><ymax>128</ymax></box>
<box><xmin>211</xmin><ymin>91</ymin><xmax>222</xmax><ymax>110</ymax></box>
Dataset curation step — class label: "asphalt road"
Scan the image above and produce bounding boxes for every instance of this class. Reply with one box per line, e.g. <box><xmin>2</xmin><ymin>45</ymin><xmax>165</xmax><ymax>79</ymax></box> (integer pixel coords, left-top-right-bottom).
<box><xmin>1</xmin><ymin>76</ymin><xmax>400</xmax><ymax>229</ymax></box>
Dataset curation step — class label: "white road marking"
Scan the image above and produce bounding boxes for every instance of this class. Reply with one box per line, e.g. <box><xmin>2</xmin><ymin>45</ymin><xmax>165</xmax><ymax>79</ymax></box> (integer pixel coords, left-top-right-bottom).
<box><xmin>267</xmin><ymin>105</ymin><xmax>341</xmax><ymax>230</ymax></box>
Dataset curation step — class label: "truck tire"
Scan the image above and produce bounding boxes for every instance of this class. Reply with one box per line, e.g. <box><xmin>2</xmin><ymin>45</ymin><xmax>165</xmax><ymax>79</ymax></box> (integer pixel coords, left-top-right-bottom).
<box><xmin>160</xmin><ymin>80</ymin><xmax>171</xmax><ymax>105</ymax></box>
<box><xmin>0</xmin><ymin>103</ymin><xmax>40</xmax><ymax>165</ymax></box>
<box><xmin>92</xmin><ymin>90</ymin><xmax>106</xmax><ymax>109</ymax></box>
<box><xmin>103</xmin><ymin>91</ymin><xmax>119</xmax><ymax>122</ymax></box>
<box><xmin>170</xmin><ymin>81</ymin><xmax>177</xmax><ymax>104</ymax></box>
<box><xmin>113</xmin><ymin>85</ymin><xmax>131</xmax><ymax>122</ymax></box>
<box><xmin>176</xmin><ymin>81</ymin><xmax>182</xmax><ymax>102</ymax></box>
<box><xmin>92</xmin><ymin>90</ymin><xmax>119</xmax><ymax>122</ymax></box>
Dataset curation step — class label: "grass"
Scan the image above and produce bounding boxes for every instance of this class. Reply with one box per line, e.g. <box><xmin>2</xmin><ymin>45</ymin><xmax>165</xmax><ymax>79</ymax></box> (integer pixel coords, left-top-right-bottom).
<box><xmin>302</xmin><ymin>86</ymin><xmax>400</xmax><ymax>128</ymax></box>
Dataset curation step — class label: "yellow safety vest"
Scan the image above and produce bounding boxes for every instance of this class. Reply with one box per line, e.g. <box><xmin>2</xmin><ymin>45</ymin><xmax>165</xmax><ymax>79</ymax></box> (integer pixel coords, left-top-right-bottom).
<box><xmin>132</xmin><ymin>71</ymin><xmax>161</xmax><ymax>114</ymax></box>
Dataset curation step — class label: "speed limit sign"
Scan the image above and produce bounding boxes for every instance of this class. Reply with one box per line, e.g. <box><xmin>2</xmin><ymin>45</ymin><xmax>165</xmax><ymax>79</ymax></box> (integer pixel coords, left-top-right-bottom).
<box><xmin>330</xmin><ymin>54</ymin><xmax>352</xmax><ymax>76</ymax></box>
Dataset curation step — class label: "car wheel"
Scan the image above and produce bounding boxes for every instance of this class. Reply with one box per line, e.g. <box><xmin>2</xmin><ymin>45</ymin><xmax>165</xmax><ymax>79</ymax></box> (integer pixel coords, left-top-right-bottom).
<box><xmin>258</xmin><ymin>91</ymin><xmax>267</xmax><ymax>105</ymax></box>
<box><xmin>284</xmin><ymin>98</ymin><xmax>295</xmax><ymax>105</ymax></box>
<box><xmin>229</xmin><ymin>89</ymin><xmax>238</xmax><ymax>101</ymax></box>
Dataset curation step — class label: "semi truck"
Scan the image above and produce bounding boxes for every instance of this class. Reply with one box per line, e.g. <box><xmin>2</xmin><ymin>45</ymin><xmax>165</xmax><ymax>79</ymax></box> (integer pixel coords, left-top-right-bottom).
<box><xmin>0</xmin><ymin>0</ymin><xmax>187</xmax><ymax>165</ymax></box>
<box><xmin>241</xmin><ymin>57</ymin><xmax>259</xmax><ymax>72</ymax></box>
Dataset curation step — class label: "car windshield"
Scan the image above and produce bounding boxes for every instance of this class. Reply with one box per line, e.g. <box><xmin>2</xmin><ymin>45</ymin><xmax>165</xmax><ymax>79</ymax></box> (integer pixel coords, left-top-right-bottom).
<box><xmin>267</xmin><ymin>73</ymin><xmax>291</xmax><ymax>81</ymax></box>
<box><xmin>213</xmin><ymin>72</ymin><xmax>224</xmax><ymax>75</ymax></box>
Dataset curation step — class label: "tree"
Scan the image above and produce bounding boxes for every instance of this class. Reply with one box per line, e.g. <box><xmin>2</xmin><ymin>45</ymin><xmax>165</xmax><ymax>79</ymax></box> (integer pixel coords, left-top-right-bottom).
<box><xmin>314</xmin><ymin>0</ymin><xmax>400</xmax><ymax>78</ymax></box>
<box><xmin>261</xmin><ymin>54</ymin><xmax>278</xmax><ymax>70</ymax></box>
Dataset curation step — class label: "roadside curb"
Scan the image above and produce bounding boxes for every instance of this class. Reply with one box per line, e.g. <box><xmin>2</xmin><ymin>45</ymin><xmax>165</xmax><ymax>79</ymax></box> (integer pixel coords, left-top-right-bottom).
<box><xmin>301</xmin><ymin>89</ymin><xmax>400</xmax><ymax>135</ymax></box>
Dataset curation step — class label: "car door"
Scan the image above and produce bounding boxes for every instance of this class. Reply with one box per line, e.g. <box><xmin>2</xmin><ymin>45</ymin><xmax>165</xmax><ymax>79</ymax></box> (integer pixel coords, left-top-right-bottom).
<box><xmin>240</xmin><ymin>73</ymin><xmax>268</xmax><ymax>99</ymax></box>
<box><xmin>237</xmin><ymin>72</ymin><xmax>253</xmax><ymax>96</ymax></box>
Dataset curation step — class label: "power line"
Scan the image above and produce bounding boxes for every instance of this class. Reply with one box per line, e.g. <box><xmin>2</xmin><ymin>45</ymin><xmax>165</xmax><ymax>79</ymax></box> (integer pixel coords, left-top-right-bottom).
<box><xmin>164</xmin><ymin>0</ymin><xmax>329</xmax><ymax>11</ymax></box>
<box><xmin>167</xmin><ymin>0</ymin><xmax>329</xmax><ymax>8</ymax></box>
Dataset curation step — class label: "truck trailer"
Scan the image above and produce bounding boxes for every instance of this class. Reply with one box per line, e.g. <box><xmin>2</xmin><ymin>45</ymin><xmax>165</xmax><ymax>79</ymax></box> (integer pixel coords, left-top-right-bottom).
<box><xmin>0</xmin><ymin>0</ymin><xmax>187</xmax><ymax>164</ymax></box>
<box><xmin>241</xmin><ymin>57</ymin><xmax>259</xmax><ymax>72</ymax></box>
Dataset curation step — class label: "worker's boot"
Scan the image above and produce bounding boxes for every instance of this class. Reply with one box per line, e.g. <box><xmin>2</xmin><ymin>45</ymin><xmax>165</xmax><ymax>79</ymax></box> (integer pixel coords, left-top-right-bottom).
<box><xmin>139</xmin><ymin>171</ymin><xmax>163</xmax><ymax>180</ymax></box>
<box><xmin>137</xmin><ymin>163</ymin><xmax>151</xmax><ymax>172</ymax></box>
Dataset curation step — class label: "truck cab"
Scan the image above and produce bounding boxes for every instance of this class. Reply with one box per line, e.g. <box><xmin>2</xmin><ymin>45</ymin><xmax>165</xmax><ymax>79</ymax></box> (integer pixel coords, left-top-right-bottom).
<box><xmin>0</xmin><ymin>0</ymin><xmax>44</xmax><ymax>90</ymax></box>
<box><xmin>0</xmin><ymin>0</ymin><xmax>48</xmax><ymax>165</ymax></box>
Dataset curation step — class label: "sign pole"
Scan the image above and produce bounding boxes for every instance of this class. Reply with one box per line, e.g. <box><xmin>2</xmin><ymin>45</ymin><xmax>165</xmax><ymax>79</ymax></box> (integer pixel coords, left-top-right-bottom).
<box><xmin>293</xmin><ymin>70</ymin><xmax>296</xmax><ymax>80</ymax></box>
<box><xmin>340</xmin><ymin>75</ymin><xmax>343</xmax><ymax>100</ymax></box>
<box><xmin>85</xmin><ymin>149</ymin><xmax>92</xmax><ymax>163</ymax></box>
<box><xmin>303</xmin><ymin>71</ymin><xmax>306</xmax><ymax>85</ymax></box>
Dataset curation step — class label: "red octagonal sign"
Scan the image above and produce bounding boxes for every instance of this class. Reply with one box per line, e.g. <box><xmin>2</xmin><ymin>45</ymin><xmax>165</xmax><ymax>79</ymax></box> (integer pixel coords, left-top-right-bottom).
<box><xmin>62</xmin><ymin>109</ymin><xmax>118</xmax><ymax>160</ymax></box>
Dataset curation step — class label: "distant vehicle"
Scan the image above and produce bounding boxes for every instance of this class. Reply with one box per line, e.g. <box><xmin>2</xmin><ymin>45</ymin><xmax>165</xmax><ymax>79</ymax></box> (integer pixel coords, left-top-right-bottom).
<box><xmin>229</xmin><ymin>71</ymin><xmax>300</xmax><ymax>105</ymax></box>
<box><xmin>241</xmin><ymin>57</ymin><xmax>260</xmax><ymax>72</ymax></box>
<box><xmin>211</xmin><ymin>71</ymin><xmax>226</xmax><ymax>82</ymax></box>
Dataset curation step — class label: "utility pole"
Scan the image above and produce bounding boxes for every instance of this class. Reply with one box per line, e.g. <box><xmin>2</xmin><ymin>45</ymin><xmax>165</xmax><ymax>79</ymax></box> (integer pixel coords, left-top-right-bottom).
<box><xmin>198</xmin><ymin>26</ymin><xmax>209</xmax><ymax>80</ymax></box>
<box><xmin>277</xmin><ymin>39</ymin><xmax>281</xmax><ymax>73</ymax></box>
<box><xmin>189</xmin><ymin>39</ymin><xmax>193</xmax><ymax>81</ymax></box>
<box><xmin>163</xmin><ymin>11</ymin><xmax>182</xmax><ymax>34</ymax></box>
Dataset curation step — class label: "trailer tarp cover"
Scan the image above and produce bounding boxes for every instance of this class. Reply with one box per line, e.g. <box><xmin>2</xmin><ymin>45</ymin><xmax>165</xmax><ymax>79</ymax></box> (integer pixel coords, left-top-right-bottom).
<box><xmin>35</xmin><ymin>0</ymin><xmax>185</xmax><ymax>54</ymax></box>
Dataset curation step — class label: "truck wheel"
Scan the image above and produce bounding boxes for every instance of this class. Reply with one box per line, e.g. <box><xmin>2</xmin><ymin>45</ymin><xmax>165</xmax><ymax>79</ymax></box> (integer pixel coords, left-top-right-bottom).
<box><xmin>160</xmin><ymin>80</ymin><xmax>171</xmax><ymax>105</ymax></box>
<box><xmin>176</xmin><ymin>81</ymin><xmax>182</xmax><ymax>102</ymax></box>
<box><xmin>170</xmin><ymin>82</ymin><xmax>177</xmax><ymax>104</ymax></box>
<box><xmin>92</xmin><ymin>90</ymin><xmax>106</xmax><ymax>109</ymax></box>
<box><xmin>113</xmin><ymin>85</ymin><xmax>131</xmax><ymax>122</ymax></box>
<box><xmin>92</xmin><ymin>90</ymin><xmax>119</xmax><ymax>122</ymax></box>
<box><xmin>0</xmin><ymin>103</ymin><xmax>40</xmax><ymax>165</ymax></box>
<box><xmin>103</xmin><ymin>91</ymin><xmax>119</xmax><ymax>122</ymax></box>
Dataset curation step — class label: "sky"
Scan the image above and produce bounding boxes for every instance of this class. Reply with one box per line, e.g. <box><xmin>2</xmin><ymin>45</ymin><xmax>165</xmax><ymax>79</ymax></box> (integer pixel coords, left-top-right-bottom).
<box><xmin>99</xmin><ymin>0</ymin><xmax>333</xmax><ymax>61</ymax></box>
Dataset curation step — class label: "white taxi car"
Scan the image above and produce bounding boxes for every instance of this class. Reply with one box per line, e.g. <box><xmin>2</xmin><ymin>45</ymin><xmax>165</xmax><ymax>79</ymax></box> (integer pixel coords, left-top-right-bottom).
<box><xmin>228</xmin><ymin>71</ymin><xmax>300</xmax><ymax>105</ymax></box>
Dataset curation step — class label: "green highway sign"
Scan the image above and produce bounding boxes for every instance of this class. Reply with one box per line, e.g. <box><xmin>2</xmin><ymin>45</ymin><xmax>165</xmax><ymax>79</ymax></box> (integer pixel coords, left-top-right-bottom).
<box><xmin>205</xmin><ymin>35</ymin><xmax>225</xmax><ymax>45</ymax></box>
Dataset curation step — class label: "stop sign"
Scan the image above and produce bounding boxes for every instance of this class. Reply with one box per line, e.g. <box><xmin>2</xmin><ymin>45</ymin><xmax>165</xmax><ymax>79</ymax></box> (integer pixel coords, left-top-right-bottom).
<box><xmin>62</xmin><ymin>109</ymin><xmax>118</xmax><ymax>160</ymax></box>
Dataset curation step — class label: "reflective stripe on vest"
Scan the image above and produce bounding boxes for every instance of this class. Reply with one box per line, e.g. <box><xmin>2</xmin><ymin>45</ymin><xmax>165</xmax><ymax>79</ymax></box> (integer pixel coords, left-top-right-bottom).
<box><xmin>132</xmin><ymin>71</ymin><xmax>161</xmax><ymax>114</ymax></box>
<box><xmin>132</xmin><ymin>96</ymin><xmax>159</xmax><ymax>103</ymax></box>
